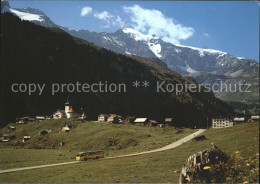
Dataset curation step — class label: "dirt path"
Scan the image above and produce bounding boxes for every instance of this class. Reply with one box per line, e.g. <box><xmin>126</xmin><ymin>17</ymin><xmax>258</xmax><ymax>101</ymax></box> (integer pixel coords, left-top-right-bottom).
<box><xmin>0</xmin><ymin>129</ymin><xmax>206</xmax><ymax>174</ymax></box>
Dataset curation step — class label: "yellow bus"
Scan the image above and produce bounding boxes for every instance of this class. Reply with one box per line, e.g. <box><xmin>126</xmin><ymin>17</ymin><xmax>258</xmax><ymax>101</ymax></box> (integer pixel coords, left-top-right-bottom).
<box><xmin>76</xmin><ymin>150</ymin><xmax>104</xmax><ymax>161</ymax></box>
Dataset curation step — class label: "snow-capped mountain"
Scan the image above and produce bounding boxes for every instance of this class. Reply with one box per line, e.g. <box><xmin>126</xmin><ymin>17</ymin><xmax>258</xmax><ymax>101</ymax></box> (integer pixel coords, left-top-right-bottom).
<box><xmin>66</xmin><ymin>28</ymin><xmax>260</xmax><ymax>113</ymax></box>
<box><xmin>2</xmin><ymin>1</ymin><xmax>257</xmax><ymax>77</ymax></box>
<box><xmin>1</xmin><ymin>0</ymin><xmax>58</xmax><ymax>27</ymax></box>
<box><xmin>2</xmin><ymin>1</ymin><xmax>259</xmax><ymax>113</ymax></box>
<box><xmin>68</xmin><ymin>28</ymin><xmax>258</xmax><ymax>77</ymax></box>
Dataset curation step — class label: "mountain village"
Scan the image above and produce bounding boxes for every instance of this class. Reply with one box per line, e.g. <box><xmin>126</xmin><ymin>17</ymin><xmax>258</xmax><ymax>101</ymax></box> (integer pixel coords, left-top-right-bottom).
<box><xmin>1</xmin><ymin>100</ymin><xmax>259</xmax><ymax>143</ymax></box>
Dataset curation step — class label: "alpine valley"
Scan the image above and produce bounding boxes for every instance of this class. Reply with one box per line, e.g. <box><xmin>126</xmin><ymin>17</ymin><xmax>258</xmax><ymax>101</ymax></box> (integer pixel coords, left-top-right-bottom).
<box><xmin>2</xmin><ymin>1</ymin><xmax>259</xmax><ymax>114</ymax></box>
<box><xmin>1</xmin><ymin>1</ymin><xmax>258</xmax><ymax>127</ymax></box>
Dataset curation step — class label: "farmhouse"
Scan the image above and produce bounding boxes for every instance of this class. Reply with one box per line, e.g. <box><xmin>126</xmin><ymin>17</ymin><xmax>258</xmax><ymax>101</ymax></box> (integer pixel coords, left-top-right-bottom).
<box><xmin>251</xmin><ymin>115</ymin><xmax>259</xmax><ymax>121</ymax></box>
<box><xmin>234</xmin><ymin>117</ymin><xmax>245</xmax><ymax>124</ymax></box>
<box><xmin>212</xmin><ymin>118</ymin><xmax>234</xmax><ymax>128</ymax></box>
<box><xmin>16</xmin><ymin>117</ymin><xmax>29</xmax><ymax>124</ymax></box>
<box><xmin>134</xmin><ymin>118</ymin><xmax>148</xmax><ymax>126</ymax></box>
<box><xmin>98</xmin><ymin>114</ymin><xmax>109</xmax><ymax>122</ymax></box>
<box><xmin>53</xmin><ymin>110</ymin><xmax>66</xmax><ymax>119</ymax></box>
<box><xmin>165</xmin><ymin>118</ymin><xmax>173</xmax><ymax>126</ymax></box>
<box><xmin>7</xmin><ymin>126</ymin><xmax>16</xmax><ymax>132</ymax></box>
<box><xmin>107</xmin><ymin>114</ymin><xmax>122</xmax><ymax>123</ymax></box>
<box><xmin>0</xmin><ymin>134</ymin><xmax>15</xmax><ymax>142</ymax></box>
<box><xmin>36</xmin><ymin>116</ymin><xmax>45</xmax><ymax>121</ymax></box>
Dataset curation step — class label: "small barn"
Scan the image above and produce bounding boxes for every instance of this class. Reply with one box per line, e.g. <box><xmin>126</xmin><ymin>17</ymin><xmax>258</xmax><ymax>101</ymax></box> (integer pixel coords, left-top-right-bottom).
<box><xmin>61</xmin><ymin>127</ymin><xmax>70</xmax><ymax>133</ymax></box>
<box><xmin>22</xmin><ymin>136</ymin><xmax>31</xmax><ymax>142</ymax></box>
<box><xmin>251</xmin><ymin>115</ymin><xmax>259</xmax><ymax>121</ymax></box>
<box><xmin>17</xmin><ymin>117</ymin><xmax>29</xmax><ymax>124</ymax></box>
<box><xmin>123</xmin><ymin>116</ymin><xmax>135</xmax><ymax>124</ymax></box>
<box><xmin>7</xmin><ymin>126</ymin><xmax>16</xmax><ymax>132</ymax></box>
<box><xmin>2</xmin><ymin>133</ymin><xmax>9</xmax><ymax>139</ymax></box>
<box><xmin>36</xmin><ymin>116</ymin><xmax>45</xmax><ymax>121</ymax></box>
<box><xmin>147</xmin><ymin>120</ymin><xmax>159</xmax><ymax>127</ymax></box>
<box><xmin>165</xmin><ymin>118</ymin><xmax>173</xmax><ymax>126</ymax></box>
<box><xmin>134</xmin><ymin>118</ymin><xmax>148</xmax><ymax>126</ymax></box>
<box><xmin>28</xmin><ymin>117</ymin><xmax>36</xmax><ymax>122</ymax></box>
<box><xmin>1</xmin><ymin>134</ymin><xmax>11</xmax><ymax>142</ymax></box>
<box><xmin>234</xmin><ymin>117</ymin><xmax>245</xmax><ymax>124</ymax></box>
<box><xmin>98</xmin><ymin>114</ymin><xmax>109</xmax><ymax>122</ymax></box>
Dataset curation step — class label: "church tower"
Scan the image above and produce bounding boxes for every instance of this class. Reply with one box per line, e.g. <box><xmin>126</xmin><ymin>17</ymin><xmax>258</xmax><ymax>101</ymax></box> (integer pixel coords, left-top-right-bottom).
<box><xmin>65</xmin><ymin>101</ymin><xmax>70</xmax><ymax>114</ymax></box>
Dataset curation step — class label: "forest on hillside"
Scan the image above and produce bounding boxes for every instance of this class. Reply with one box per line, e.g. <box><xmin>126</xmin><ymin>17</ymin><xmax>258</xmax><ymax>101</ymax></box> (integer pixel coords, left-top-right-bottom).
<box><xmin>1</xmin><ymin>13</ymin><xmax>234</xmax><ymax>128</ymax></box>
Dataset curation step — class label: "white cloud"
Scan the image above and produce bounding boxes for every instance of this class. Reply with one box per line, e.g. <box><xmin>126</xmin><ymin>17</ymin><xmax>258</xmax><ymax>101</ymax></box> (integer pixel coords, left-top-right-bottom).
<box><xmin>81</xmin><ymin>6</ymin><xmax>92</xmax><ymax>17</ymax></box>
<box><xmin>203</xmin><ymin>33</ymin><xmax>209</xmax><ymax>37</ymax></box>
<box><xmin>93</xmin><ymin>11</ymin><xmax>125</xmax><ymax>29</ymax></box>
<box><xmin>123</xmin><ymin>5</ymin><xmax>194</xmax><ymax>44</ymax></box>
<box><xmin>94</xmin><ymin>11</ymin><xmax>114</xmax><ymax>20</ymax></box>
<box><xmin>113</xmin><ymin>16</ymin><xmax>125</xmax><ymax>28</ymax></box>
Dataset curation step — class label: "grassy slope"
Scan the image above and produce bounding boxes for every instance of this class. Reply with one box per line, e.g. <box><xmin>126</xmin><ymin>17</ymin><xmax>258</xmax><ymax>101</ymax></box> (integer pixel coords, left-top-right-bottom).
<box><xmin>0</xmin><ymin>119</ymin><xmax>194</xmax><ymax>169</ymax></box>
<box><xmin>0</xmin><ymin>122</ymin><xmax>258</xmax><ymax>183</ymax></box>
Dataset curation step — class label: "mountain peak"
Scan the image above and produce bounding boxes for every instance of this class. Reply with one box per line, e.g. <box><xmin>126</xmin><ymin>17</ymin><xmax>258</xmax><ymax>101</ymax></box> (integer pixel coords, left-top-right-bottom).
<box><xmin>122</xmin><ymin>28</ymin><xmax>159</xmax><ymax>41</ymax></box>
<box><xmin>2</xmin><ymin>3</ymin><xmax>59</xmax><ymax>27</ymax></box>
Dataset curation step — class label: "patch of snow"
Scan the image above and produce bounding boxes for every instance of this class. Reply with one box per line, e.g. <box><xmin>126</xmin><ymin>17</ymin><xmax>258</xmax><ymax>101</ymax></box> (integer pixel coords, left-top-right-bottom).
<box><xmin>111</xmin><ymin>36</ymin><xmax>124</xmax><ymax>47</ymax></box>
<box><xmin>237</xmin><ymin>57</ymin><xmax>245</xmax><ymax>60</ymax></box>
<box><xmin>148</xmin><ymin>42</ymin><xmax>162</xmax><ymax>58</ymax></box>
<box><xmin>123</xmin><ymin>28</ymin><xmax>162</xmax><ymax>58</ymax></box>
<box><xmin>125</xmin><ymin>51</ymin><xmax>131</xmax><ymax>55</ymax></box>
<box><xmin>9</xmin><ymin>8</ymin><xmax>44</xmax><ymax>22</ymax></box>
<box><xmin>102</xmin><ymin>36</ymin><xmax>114</xmax><ymax>43</ymax></box>
<box><xmin>122</xmin><ymin>28</ymin><xmax>158</xmax><ymax>42</ymax></box>
<box><xmin>179</xmin><ymin>65</ymin><xmax>199</xmax><ymax>74</ymax></box>
<box><xmin>186</xmin><ymin>65</ymin><xmax>198</xmax><ymax>74</ymax></box>
<box><xmin>174</xmin><ymin>48</ymin><xmax>182</xmax><ymax>53</ymax></box>
<box><xmin>175</xmin><ymin>44</ymin><xmax>227</xmax><ymax>56</ymax></box>
<box><xmin>217</xmin><ymin>53</ymin><xmax>227</xmax><ymax>59</ymax></box>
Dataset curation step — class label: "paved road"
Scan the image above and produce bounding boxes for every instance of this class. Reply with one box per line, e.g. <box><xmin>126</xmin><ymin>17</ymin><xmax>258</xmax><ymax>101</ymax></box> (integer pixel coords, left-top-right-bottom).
<box><xmin>105</xmin><ymin>129</ymin><xmax>206</xmax><ymax>159</ymax></box>
<box><xmin>0</xmin><ymin>129</ymin><xmax>206</xmax><ymax>174</ymax></box>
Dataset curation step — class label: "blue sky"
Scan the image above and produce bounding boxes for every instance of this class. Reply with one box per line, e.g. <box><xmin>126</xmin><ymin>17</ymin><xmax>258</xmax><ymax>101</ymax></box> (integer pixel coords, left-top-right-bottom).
<box><xmin>9</xmin><ymin>1</ymin><xmax>259</xmax><ymax>61</ymax></box>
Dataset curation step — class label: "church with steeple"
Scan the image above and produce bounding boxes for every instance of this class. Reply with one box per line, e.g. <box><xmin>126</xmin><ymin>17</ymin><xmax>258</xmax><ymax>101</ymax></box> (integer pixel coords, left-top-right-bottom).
<box><xmin>52</xmin><ymin>100</ymin><xmax>85</xmax><ymax>119</ymax></box>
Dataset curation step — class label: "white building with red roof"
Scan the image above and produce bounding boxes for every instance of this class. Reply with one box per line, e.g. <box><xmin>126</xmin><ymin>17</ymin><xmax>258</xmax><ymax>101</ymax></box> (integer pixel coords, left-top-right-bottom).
<box><xmin>53</xmin><ymin>101</ymin><xmax>81</xmax><ymax>119</ymax></box>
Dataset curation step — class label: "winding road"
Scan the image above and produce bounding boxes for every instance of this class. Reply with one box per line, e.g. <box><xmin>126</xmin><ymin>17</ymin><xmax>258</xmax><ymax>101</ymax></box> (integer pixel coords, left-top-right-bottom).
<box><xmin>0</xmin><ymin>129</ymin><xmax>206</xmax><ymax>174</ymax></box>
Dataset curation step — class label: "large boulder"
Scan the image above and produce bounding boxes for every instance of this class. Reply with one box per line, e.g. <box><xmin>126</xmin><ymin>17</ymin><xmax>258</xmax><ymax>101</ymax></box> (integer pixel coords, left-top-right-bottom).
<box><xmin>179</xmin><ymin>144</ymin><xmax>228</xmax><ymax>183</ymax></box>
